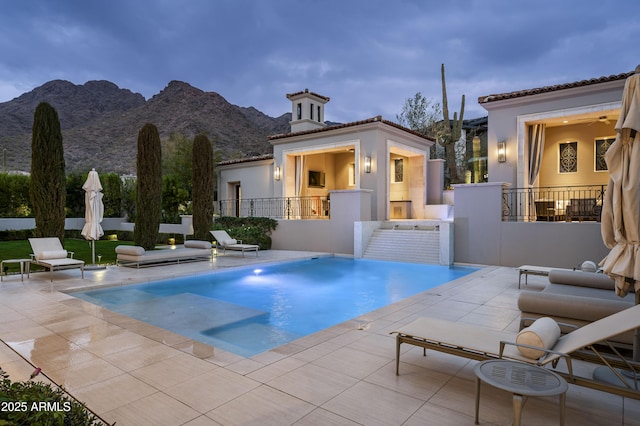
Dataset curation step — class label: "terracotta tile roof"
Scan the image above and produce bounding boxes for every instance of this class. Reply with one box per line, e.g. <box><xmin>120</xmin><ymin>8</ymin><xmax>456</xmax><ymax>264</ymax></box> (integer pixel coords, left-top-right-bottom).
<box><xmin>286</xmin><ymin>89</ymin><xmax>330</xmax><ymax>102</ymax></box>
<box><xmin>217</xmin><ymin>153</ymin><xmax>273</xmax><ymax>166</ymax></box>
<box><xmin>478</xmin><ymin>71</ymin><xmax>633</xmax><ymax>104</ymax></box>
<box><xmin>268</xmin><ymin>115</ymin><xmax>435</xmax><ymax>141</ymax></box>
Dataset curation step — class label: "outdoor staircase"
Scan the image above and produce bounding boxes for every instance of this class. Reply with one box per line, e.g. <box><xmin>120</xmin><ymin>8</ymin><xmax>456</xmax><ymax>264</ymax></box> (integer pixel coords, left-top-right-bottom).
<box><xmin>363</xmin><ymin>227</ymin><xmax>440</xmax><ymax>264</ymax></box>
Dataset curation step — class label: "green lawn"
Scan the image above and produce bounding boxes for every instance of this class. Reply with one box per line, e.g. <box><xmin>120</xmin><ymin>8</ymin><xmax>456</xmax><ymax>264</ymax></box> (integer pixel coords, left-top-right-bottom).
<box><xmin>0</xmin><ymin>239</ymin><xmax>132</xmax><ymax>273</ymax></box>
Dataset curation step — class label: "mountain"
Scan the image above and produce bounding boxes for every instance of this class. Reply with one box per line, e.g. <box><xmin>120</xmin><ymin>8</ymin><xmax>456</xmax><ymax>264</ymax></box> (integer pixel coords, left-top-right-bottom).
<box><xmin>0</xmin><ymin>80</ymin><xmax>292</xmax><ymax>174</ymax></box>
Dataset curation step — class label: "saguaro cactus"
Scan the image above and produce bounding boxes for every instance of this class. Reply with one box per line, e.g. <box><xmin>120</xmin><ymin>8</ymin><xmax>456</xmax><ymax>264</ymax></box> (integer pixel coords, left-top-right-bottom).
<box><xmin>440</xmin><ymin>63</ymin><xmax>465</xmax><ymax>184</ymax></box>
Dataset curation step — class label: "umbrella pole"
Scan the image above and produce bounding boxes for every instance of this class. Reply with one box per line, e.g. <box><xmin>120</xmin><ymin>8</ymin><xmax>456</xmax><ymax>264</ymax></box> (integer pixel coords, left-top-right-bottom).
<box><xmin>84</xmin><ymin>239</ymin><xmax>106</xmax><ymax>271</ymax></box>
<box><xmin>633</xmin><ymin>290</ymin><xmax>640</xmax><ymax>362</ymax></box>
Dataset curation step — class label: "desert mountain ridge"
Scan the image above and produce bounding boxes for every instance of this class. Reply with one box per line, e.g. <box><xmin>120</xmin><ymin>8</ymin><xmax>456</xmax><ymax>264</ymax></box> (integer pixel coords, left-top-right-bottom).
<box><xmin>0</xmin><ymin>79</ymin><xmax>297</xmax><ymax>174</ymax></box>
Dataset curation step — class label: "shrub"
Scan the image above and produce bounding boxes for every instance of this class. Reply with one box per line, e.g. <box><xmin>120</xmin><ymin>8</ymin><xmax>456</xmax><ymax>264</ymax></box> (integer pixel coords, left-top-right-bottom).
<box><xmin>65</xmin><ymin>172</ymin><xmax>86</xmax><ymax>217</ymax></box>
<box><xmin>213</xmin><ymin>217</ymin><xmax>278</xmax><ymax>249</ymax></box>
<box><xmin>0</xmin><ymin>229</ymin><xmax>34</xmax><ymax>241</ymax></box>
<box><xmin>0</xmin><ymin>367</ymin><xmax>109</xmax><ymax>425</ymax></box>
<box><xmin>101</xmin><ymin>173</ymin><xmax>123</xmax><ymax>217</ymax></box>
<box><xmin>162</xmin><ymin>174</ymin><xmax>190</xmax><ymax>224</ymax></box>
<box><xmin>0</xmin><ymin>173</ymin><xmax>31</xmax><ymax>217</ymax></box>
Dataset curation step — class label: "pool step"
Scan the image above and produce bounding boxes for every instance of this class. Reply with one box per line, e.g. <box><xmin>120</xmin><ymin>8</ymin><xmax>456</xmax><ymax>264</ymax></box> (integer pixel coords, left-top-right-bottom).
<box><xmin>201</xmin><ymin>316</ymin><xmax>301</xmax><ymax>357</ymax></box>
<box><xmin>363</xmin><ymin>229</ymin><xmax>440</xmax><ymax>264</ymax></box>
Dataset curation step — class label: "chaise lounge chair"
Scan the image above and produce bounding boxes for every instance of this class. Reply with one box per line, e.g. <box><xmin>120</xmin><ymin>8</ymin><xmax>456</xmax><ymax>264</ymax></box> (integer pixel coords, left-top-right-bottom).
<box><xmin>210</xmin><ymin>230</ymin><xmax>259</xmax><ymax>257</ymax></box>
<box><xmin>390</xmin><ymin>304</ymin><xmax>640</xmax><ymax>399</ymax></box>
<box><xmin>115</xmin><ymin>240</ymin><xmax>213</xmax><ymax>268</ymax></box>
<box><xmin>29</xmin><ymin>237</ymin><xmax>85</xmax><ymax>281</ymax></box>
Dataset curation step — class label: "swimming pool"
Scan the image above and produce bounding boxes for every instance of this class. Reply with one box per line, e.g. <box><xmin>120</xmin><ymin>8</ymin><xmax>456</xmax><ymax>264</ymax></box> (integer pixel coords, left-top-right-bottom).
<box><xmin>71</xmin><ymin>257</ymin><xmax>478</xmax><ymax>357</ymax></box>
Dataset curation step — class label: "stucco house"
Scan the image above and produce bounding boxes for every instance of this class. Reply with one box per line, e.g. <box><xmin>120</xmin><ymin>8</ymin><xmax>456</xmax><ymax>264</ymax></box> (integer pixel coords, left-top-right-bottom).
<box><xmin>217</xmin><ymin>90</ymin><xmax>456</xmax><ymax>263</ymax></box>
<box><xmin>217</xmin><ymin>70</ymin><xmax>633</xmax><ymax>267</ymax></box>
<box><xmin>454</xmin><ymin>70</ymin><xmax>632</xmax><ymax>267</ymax></box>
<box><xmin>218</xmin><ymin>89</ymin><xmax>446</xmax><ymax>220</ymax></box>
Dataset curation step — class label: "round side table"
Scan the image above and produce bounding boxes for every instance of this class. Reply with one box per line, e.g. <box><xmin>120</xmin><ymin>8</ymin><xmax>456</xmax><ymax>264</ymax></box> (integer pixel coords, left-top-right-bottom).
<box><xmin>474</xmin><ymin>359</ymin><xmax>568</xmax><ymax>426</ymax></box>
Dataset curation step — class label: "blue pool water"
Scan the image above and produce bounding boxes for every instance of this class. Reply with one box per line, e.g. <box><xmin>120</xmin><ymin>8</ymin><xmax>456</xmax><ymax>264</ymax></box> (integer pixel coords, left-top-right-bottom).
<box><xmin>71</xmin><ymin>257</ymin><xmax>477</xmax><ymax>357</ymax></box>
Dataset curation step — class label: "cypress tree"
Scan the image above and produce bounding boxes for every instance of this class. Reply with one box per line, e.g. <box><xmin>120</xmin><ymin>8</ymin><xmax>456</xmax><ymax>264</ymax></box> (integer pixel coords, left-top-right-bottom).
<box><xmin>135</xmin><ymin>123</ymin><xmax>162</xmax><ymax>250</ymax></box>
<box><xmin>30</xmin><ymin>102</ymin><xmax>66</xmax><ymax>241</ymax></box>
<box><xmin>192</xmin><ymin>134</ymin><xmax>214</xmax><ymax>240</ymax></box>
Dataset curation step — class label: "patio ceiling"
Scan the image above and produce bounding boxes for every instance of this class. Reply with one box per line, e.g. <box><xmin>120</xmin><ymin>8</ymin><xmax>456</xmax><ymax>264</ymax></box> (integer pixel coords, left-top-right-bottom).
<box><xmin>533</xmin><ymin>109</ymin><xmax>619</xmax><ymax>128</ymax></box>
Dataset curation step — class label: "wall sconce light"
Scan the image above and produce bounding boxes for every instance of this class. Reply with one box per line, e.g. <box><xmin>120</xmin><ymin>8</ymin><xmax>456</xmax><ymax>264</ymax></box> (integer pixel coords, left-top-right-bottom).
<box><xmin>364</xmin><ymin>156</ymin><xmax>372</xmax><ymax>173</ymax></box>
<box><xmin>497</xmin><ymin>141</ymin><xmax>506</xmax><ymax>163</ymax></box>
<box><xmin>274</xmin><ymin>166</ymin><xmax>281</xmax><ymax>181</ymax></box>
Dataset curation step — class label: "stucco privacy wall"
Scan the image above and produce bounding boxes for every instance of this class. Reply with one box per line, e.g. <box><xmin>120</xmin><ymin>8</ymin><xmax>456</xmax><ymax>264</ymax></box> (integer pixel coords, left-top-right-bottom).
<box><xmin>453</xmin><ymin>183</ymin><xmax>609</xmax><ymax>267</ymax></box>
<box><xmin>484</xmin><ymin>79</ymin><xmax>625</xmax><ymax>187</ymax></box>
<box><xmin>270</xmin><ymin>189</ymin><xmax>371</xmax><ymax>254</ymax></box>
<box><xmin>270</xmin><ymin>220</ymin><xmax>333</xmax><ymax>252</ymax></box>
<box><xmin>500</xmin><ymin>221</ymin><xmax>608</xmax><ymax>268</ymax></box>
<box><xmin>0</xmin><ymin>217</ymin><xmax>129</xmax><ymax>232</ymax></box>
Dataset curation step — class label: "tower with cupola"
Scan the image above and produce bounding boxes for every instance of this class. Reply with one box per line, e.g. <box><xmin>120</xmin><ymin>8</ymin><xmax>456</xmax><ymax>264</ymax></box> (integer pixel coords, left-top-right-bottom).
<box><xmin>286</xmin><ymin>89</ymin><xmax>330</xmax><ymax>132</ymax></box>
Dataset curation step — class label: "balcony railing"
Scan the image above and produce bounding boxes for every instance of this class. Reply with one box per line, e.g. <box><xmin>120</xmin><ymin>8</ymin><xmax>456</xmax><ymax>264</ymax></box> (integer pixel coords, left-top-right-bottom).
<box><xmin>218</xmin><ymin>196</ymin><xmax>330</xmax><ymax>219</ymax></box>
<box><xmin>502</xmin><ymin>185</ymin><xmax>606</xmax><ymax>222</ymax></box>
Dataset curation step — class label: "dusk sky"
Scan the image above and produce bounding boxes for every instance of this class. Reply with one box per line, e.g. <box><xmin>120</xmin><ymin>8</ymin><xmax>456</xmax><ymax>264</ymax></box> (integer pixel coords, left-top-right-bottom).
<box><xmin>1</xmin><ymin>1</ymin><xmax>638</xmax><ymax>123</ymax></box>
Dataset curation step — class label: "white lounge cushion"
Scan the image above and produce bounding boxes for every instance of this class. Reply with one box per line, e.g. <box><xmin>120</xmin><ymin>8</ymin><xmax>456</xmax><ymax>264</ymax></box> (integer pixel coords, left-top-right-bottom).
<box><xmin>38</xmin><ymin>250</ymin><xmax>68</xmax><ymax>260</ymax></box>
<box><xmin>222</xmin><ymin>238</ymin><xmax>237</xmax><ymax>246</ymax></box>
<box><xmin>516</xmin><ymin>317</ymin><xmax>561</xmax><ymax>359</ymax></box>
<box><xmin>184</xmin><ymin>240</ymin><xmax>212</xmax><ymax>249</ymax></box>
<box><xmin>115</xmin><ymin>245</ymin><xmax>146</xmax><ymax>256</ymax></box>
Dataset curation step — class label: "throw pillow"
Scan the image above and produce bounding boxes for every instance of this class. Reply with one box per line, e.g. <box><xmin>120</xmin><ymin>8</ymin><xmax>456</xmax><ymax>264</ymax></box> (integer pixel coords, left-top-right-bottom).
<box><xmin>515</xmin><ymin>317</ymin><xmax>561</xmax><ymax>359</ymax></box>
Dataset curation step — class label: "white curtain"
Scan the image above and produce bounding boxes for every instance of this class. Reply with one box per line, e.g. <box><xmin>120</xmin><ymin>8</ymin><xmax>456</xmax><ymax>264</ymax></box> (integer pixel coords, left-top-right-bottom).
<box><xmin>294</xmin><ymin>155</ymin><xmax>304</xmax><ymax>217</ymax></box>
<box><xmin>528</xmin><ymin>124</ymin><xmax>546</xmax><ymax>220</ymax></box>
<box><xmin>528</xmin><ymin>123</ymin><xmax>546</xmax><ymax>186</ymax></box>
<box><xmin>295</xmin><ymin>155</ymin><xmax>304</xmax><ymax>197</ymax></box>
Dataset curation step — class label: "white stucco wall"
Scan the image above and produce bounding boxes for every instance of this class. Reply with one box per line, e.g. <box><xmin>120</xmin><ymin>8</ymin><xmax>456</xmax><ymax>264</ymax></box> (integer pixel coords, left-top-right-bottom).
<box><xmin>452</xmin><ymin>182</ymin><xmax>609</xmax><ymax>267</ymax></box>
<box><xmin>270</xmin><ymin>189</ymin><xmax>372</xmax><ymax>254</ymax></box>
<box><xmin>217</xmin><ymin>159</ymin><xmax>275</xmax><ymax>201</ymax></box>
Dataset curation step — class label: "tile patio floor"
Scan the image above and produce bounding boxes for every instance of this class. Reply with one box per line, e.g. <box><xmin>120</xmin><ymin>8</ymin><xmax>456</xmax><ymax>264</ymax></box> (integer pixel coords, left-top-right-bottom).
<box><xmin>1</xmin><ymin>250</ymin><xmax>639</xmax><ymax>425</ymax></box>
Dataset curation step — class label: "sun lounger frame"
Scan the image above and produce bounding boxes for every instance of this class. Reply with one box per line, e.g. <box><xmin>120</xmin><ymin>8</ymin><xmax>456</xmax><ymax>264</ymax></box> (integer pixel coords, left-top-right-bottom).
<box><xmin>29</xmin><ymin>237</ymin><xmax>85</xmax><ymax>281</ymax></box>
<box><xmin>210</xmin><ymin>230</ymin><xmax>259</xmax><ymax>257</ymax></box>
<box><xmin>391</xmin><ymin>307</ymin><xmax>640</xmax><ymax>399</ymax></box>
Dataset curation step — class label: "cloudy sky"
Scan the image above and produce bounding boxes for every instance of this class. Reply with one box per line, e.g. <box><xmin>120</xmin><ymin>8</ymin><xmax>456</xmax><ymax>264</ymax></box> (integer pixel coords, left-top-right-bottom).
<box><xmin>1</xmin><ymin>0</ymin><xmax>638</xmax><ymax>123</ymax></box>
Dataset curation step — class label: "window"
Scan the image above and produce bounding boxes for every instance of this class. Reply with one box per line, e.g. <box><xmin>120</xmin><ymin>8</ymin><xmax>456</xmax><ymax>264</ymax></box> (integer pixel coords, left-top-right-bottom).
<box><xmin>310</xmin><ymin>103</ymin><xmax>314</xmax><ymax>120</ymax></box>
<box><xmin>348</xmin><ymin>163</ymin><xmax>355</xmax><ymax>186</ymax></box>
<box><xmin>392</xmin><ymin>159</ymin><xmax>404</xmax><ymax>182</ymax></box>
<box><xmin>296</xmin><ymin>103</ymin><xmax>302</xmax><ymax>120</ymax></box>
<box><xmin>317</xmin><ymin>105</ymin><xmax>321</xmax><ymax>122</ymax></box>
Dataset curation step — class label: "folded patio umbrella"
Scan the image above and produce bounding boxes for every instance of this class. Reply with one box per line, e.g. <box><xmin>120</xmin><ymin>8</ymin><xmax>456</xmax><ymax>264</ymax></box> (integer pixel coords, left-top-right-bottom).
<box><xmin>599</xmin><ymin>67</ymin><xmax>640</xmax><ymax>367</ymax></box>
<box><xmin>81</xmin><ymin>168</ymin><xmax>104</xmax><ymax>266</ymax></box>
<box><xmin>600</xmin><ymin>66</ymin><xmax>640</xmax><ymax>298</ymax></box>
